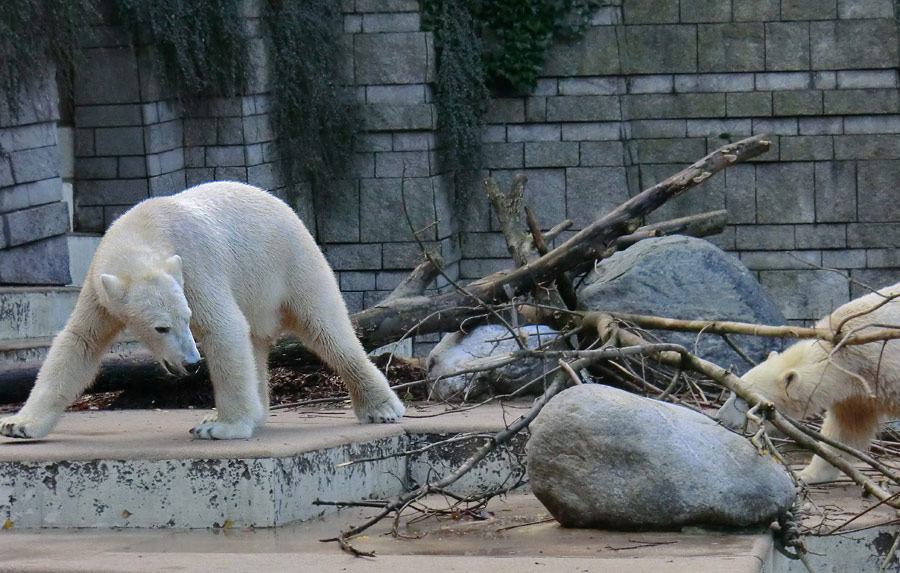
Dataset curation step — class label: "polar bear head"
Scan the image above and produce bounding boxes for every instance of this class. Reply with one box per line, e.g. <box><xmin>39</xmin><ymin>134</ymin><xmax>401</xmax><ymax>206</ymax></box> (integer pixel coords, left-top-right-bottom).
<box><xmin>99</xmin><ymin>254</ymin><xmax>201</xmax><ymax>375</ymax></box>
<box><xmin>717</xmin><ymin>341</ymin><xmax>832</xmax><ymax>428</ymax></box>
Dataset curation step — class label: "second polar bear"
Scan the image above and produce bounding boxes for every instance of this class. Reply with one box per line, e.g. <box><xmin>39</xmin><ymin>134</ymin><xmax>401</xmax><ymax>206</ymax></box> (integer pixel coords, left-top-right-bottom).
<box><xmin>0</xmin><ymin>181</ymin><xmax>405</xmax><ymax>440</ymax></box>
<box><xmin>718</xmin><ymin>283</ymin><xmax>900</xmax><ymax>483</ymax></box>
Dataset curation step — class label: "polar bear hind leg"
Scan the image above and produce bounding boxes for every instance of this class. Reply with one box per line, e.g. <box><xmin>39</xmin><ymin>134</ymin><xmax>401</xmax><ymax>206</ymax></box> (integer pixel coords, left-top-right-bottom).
<box><xmin>800</xmin><ymin>399</ymin><xmax>880</xmax><ymax>484</ymax></box>
<box><xmin>282</xmin><ymin>286</ymin><xmax>405</xmax><ymax>423</ymax></box>
<box><xmin>252</xmin><ymin>335</ymin><xmax>272</xmax><ymax>427</ymax></box>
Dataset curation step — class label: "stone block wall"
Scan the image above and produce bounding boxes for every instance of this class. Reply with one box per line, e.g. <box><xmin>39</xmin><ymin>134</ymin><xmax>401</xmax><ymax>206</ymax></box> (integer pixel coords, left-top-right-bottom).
<box><xmin>320</xmin><ymin>0</ymin><xmax>458</xmax><ymax>316</ymax></box>
<box><xmin>72</xmin><ymin>2</ymin><xmax>285</xmax><ymax>235</ymax></box>
<box><xmin>0</xmin><ymin>73</ymin><xmax>71</xmax><ymax>285</ymax></box>
<box><xmin>463</xmin><ymin>0</ymin><xmax>900</xmax><ymax>324</ymax></box>
<box><xmin>6</xmin><ymin>0</ymin><xmax>900</xmax><ymax>329</ymax></box>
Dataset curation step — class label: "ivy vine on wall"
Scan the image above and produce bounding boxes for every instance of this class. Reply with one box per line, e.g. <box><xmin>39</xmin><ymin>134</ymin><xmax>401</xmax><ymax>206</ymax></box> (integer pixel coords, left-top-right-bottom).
<box><xmin>0</xmin><ymin>0</ymin><xmax>96</xmax><ymax>121</ymax></box>
<box><xmin>114</xmin><ymin>0</ymin><xmax>248</xmax><ymax>100</ymax></box>
<box><xmin>424</xmin><ymin>0</ymin><xmax>489</xmax><ymax>175</ymax></box>
<box><xmin>424</xmin><ymin>0</ymin><xmax>604</xmax><ymax>176</ymax></box>
<box><xmin>262</xmin><ymin>0</ymin><xmax>359</xmax><ymax>201</ymax></box>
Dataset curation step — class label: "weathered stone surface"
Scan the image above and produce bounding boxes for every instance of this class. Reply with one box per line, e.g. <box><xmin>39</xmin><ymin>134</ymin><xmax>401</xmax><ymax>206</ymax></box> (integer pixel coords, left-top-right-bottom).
<box><xmin>622</xmin><ymin>26</ymin><xmax>696</xmax><ymax>75</ymax></box>
<box><xmin>565</xmin><ymin>166</ymin><xmax>629</xmax><ymax>228</ymax></box>
<box><xmin>779</xmin><ymin>135</ymin><xmax>832</xmax><ymax>161</ymax></box>
<box><xmin>698</xmin><ymin>24</ymin><xmax>765</xmax><ymax>73</ymax></box>
<box><xmin>3</xmin><ymin>201</ymin><xmax>69</xmax><ymax>247</ymax></box>
<box><xmin>354</xmin><ymin>32</ymin><xmax>428</xmax><ymax>85</ymax></box>
<box><xmin>811</xmin><ymin>20</ymin><xmax>898</xmax><ymax>70</ymax></box>
<box><xmin>773</xmin><ymin>91</ymin><xmax>823</xmax><ymax>117</ymax></box>
<box><xmin>74</xmin><ymin>48</ymin><xmax>140</xmax><ymax>105</ymax></box>
<box><xmin>622</xmin><ymin>0</ymin><xmax>678</xmax><ymax>24</ymax></box>
<box><xmin>759</xmin><ymin>269</ymin><xmax>849</xmax><ymax>320</ymax></box>
<box><xmin>426</xmin><ymin>324</ymin><xmax>559</xmax><ymax>401</ymax></box>
<box><xmin>543</xmin><ymin>28</ymin><xmax>620</xmax><ymax>77</ymax></box>
<box><xmin>825</xmin><ymin>89</ymin><xmax>900</xmax><ymax>115</ymax></box>
<box><xmin>857</xmin><ymin>160</ymin><xmax>900</xmax><ymax>223</ymax></box>
<box><xmin>546</xmin><ymin>96</ymin><xmax>620</xmax><ymax>122</ymax></box>
<box><xmin>626</xmin><ymin>94</ymin><xmax>726</xmax><ymax>120</ymax></box>
<box><xmin>315</xmin><ymin>179</ymin><xmax>359</xmax><ymax>243</ymax></box>
<box><xmin>578</xmin><ymin>236</ymin><xmax>786</xmax><ymax>372</ymax></box>
<box><xmin>364</xmin><ymin>104</ymin><xmax>434</xmax><ymax>131</ymax></box>
<box><xmin>527</xmin><ymin>384</ymin><xmax>796</xmax><ymax>529</ymax></box>
<box><xmin>95</xmin><ymin>127</ymin><xmax>145</xmax><ymax>157</ymax></box>
<box><xmin>76</xmin><ymin>179</ymin><xmax>148</xmax><ymax>206</ymax></box>
<box><xmin>9</xmin><ymin>146</ymin><xmax>59</xmax><ymax>184</ymax></box>
<box><xmin>726</xmin><ymin>92</ymin><xmax>772</xmax><ymax>117</ymax></box>
<box><xmin>783</xmin><ymin>0</ymin><xmax>836</xmax><ymax>20</ymax></box>
<box><xmin>0</xmin><ymin>234</ymin><xmax>71</xmax><ymax>285</ymax></box>
<box><xmin>680</xmin><ymin>0</ymin><xmax>731</xmax><ymax>22</ymax></box>
<box><xmin>360</xmin><ymin>177</ymin><xmax>435</xmax><ymax>242</ymax></box>
<box><xmin>756</xmin><ymin>163</ymin><xmax>815</xmax><ymax>224</ymax></box>
<box><xmin>765</xmin><ymin>22</ymin><xmax>810</xmax><ymax>70</ymax></box>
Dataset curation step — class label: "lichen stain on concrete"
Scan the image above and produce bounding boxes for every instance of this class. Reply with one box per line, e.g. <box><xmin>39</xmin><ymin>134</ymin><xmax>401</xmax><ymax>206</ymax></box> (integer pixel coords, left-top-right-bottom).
<box><xmin>0</xmin><ymin>434</ymin><xmax>520</xmax><ymax>528</ymax></box>
<box><xmin>872</xmin><ymin>530</ymin><xmax>900</xmax><ymax>566</ymax></box>
<box><xmin>0</xmin><ymin>296</ymin><xmax>31</xmax><ymax>334</ymax></box>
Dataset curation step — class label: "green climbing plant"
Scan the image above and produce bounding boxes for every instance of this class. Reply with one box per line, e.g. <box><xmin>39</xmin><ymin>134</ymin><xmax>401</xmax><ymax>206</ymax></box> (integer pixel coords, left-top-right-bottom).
<box><xmin>0</xmin><ymin>0</ymin><xmax>97</xmax><ymax>121</ymax></box>
<box><xmin>426</xmin><ymin>0</ymin><xmax>490</xmax><ymax>175</ymax></box>
<box><xmin>113</xmin><ymin>0</ymin><xmax>248</xmax><ymax>100</ymax></box>
<box><xmin>424</xmin><ymin>0</ymin><xmax>604</xmax><ymax>176</ymax></box>
<box><xmin>477</xmin><ymin>0</ymin><xmax>604</xmax><ymax>95</ymax></box>
<box><xmin>262</xmin><ymin>0</ymin><xmax>359</xmax><ymax>198</ymax></box>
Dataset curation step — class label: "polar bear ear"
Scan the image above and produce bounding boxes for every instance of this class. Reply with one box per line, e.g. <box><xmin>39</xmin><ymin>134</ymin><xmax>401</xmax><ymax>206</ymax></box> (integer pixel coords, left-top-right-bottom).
<box><xmin>767</xmin><ymin>350</ymin><xmax>778</xmax><ymax>360</ymax></box>
<box><xmin>100</xmin><ymin>273</ymin><xmax>127</xmax><ymax>302</ymax></box>
<box><xmin>781</xmin><ymin>370</ymin><xmax>798</xmax><ymax>388</ymax></box>
<box><xmin>163</xmin><ymin>255</ymin><xmax>184</xmax><ymax>286</ymax></box>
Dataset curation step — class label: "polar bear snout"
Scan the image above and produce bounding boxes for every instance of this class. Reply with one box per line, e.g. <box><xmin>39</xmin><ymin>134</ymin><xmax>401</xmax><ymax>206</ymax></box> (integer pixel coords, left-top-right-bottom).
<box><xmin>717</xmin><ymin>393</ymin><xmax>752</xmax><ymax>430</ymax></box>
<box><xmin>157</xmin><ymin>324</ymin><xmax>201</xmax><ymax>376</ymax></box>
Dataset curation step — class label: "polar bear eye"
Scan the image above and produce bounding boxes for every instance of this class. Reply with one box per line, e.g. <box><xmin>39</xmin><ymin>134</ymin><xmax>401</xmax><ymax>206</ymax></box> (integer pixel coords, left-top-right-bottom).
<box><xmin>155</xmin><ymin>326</ymin><xmax>171</xmax><ymax>334</ymax></box>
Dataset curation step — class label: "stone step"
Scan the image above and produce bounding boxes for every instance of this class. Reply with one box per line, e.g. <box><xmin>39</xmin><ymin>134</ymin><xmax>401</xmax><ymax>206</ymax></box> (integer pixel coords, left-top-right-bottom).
<box><xmin>0</xmin><ymin>405</ymin><xmax>526</xmax><ymax>529</ymax></box>
<box><xmin>0</xmin><ymin>286</ymin><xmax>81</xmax><ymax>342</ymax></box>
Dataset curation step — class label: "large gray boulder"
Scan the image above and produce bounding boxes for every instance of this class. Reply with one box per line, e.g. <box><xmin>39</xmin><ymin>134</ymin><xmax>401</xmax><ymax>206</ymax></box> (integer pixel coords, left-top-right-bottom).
<box><xmin>527</xmin><ymin>384</ymin><xmax>796</xmax><ymax>530</ymax></box>
<box><xmin>578</xmin><ymin>235</ymin><xmax>785</xmax><ymax>374</ymax></box>
<box><xmin>426</xmin><ymin>324</ymin><xmax>559</xmax><ymax>401</ymax></box>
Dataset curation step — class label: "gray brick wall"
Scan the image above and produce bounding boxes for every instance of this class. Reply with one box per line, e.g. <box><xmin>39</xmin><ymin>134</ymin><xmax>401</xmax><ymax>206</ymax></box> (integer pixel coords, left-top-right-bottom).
<box><xmin>462</xmin><ymin>0</ymin><xmax>900</xmax><ymax>323</ymax></box>
<box><xmin>0</xmin><ymin>68</ymin><xmax>71</xmax><ymax>285</ymax></box>
<box><xmin>8</xmin><ymin>0</ymin><xmax>900</xmax><ymax>324</ymax></box>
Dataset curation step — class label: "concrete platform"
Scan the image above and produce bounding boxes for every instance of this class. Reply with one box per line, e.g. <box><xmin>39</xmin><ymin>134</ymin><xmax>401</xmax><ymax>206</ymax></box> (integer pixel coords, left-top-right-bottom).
<box><xmin>0</xmin><ymin>403</ymin><xmax>778</xmax><ymax>571</ymax></box>
<box><xmin>3</xmin><ymin>404</ymin><xmax>898</xmax><ymax>571</ymax></box>
<box><xmin>0</xmin><ymin>404</ymin><xmax>528</xmax><ymax>529</ymax></box>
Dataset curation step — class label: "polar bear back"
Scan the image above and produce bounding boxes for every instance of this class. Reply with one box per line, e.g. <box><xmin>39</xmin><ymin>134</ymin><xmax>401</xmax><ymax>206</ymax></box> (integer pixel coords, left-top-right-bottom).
<box><xmin>92</xmin><ymin>181</ymin><xmax>338</xmax><ymax>340</ymax></box>
<box><xmin>815</xmin><ymin>283</ymin><xmax>900</xmax><ymax>335</ymax></box>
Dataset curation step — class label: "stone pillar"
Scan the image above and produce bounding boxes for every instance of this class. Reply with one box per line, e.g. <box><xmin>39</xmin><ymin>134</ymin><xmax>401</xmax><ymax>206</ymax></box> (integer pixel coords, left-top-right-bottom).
<box><xmin>0</xmin><ymin>72</ymin><xmax>71</xmax><ymax>285</ymax></box>
<box><xmin>72</xmin><ymin>23</ymin><xmax>178</xmax><ymax>231</ymax></box>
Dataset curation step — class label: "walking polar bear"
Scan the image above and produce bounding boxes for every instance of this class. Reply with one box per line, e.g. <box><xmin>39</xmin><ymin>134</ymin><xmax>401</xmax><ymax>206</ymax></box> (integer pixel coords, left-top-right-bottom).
<box><xmin>717</xmin><ymin>283</ymin><xmax>900</xmax><ymax>483</ymax></box>
<box><xmin>0</xmin><ymin>182</ymin><xmax>405</xmax><ymax>440</ymax></box>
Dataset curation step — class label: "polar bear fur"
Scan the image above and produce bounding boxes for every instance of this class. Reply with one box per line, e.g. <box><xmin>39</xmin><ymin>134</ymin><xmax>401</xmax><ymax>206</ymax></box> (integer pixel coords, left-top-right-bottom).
<box><xmin>717</xmin><ymin>283</ymin><xmax>900</xmax><ymax>483</ymax></box>
<box><xmin>0</xmin><ymin>181</ymin><xmax>404</xmax><ymax>440</ymax></box>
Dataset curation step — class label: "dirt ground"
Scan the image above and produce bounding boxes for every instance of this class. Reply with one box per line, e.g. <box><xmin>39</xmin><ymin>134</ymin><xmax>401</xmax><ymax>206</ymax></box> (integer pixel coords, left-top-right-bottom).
<box><xmin>0</xmin><ymin>354</ymin><xmax>427</xmax><ymax>415</ymax></box>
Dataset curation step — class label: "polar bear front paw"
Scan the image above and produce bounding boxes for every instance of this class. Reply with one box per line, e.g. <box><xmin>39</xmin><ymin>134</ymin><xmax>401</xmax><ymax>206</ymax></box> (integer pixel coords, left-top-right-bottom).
<box><xmin>190</xmin><ymin>418</ymin><xmax>255</xmax><ymax>440</ymax></box>
<box><xmin>0</xmin><ymin>414</ymin><xmax>51</xmax><ymax>439</ymax></box>
<box><xmin>355</xmin><ymin>392</ymin><xmax>406</xmax><ymax>424</ymax></box>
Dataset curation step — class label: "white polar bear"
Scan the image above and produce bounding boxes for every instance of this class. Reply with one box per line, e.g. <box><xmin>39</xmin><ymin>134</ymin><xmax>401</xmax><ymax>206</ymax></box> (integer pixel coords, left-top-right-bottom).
<box><xmin>0</xmin><ymin>181</ymin><xmax>405</xmax><ymax>440</ymax></box>
<box><xmin>717</xmin><ymin>283</ymin><xmax>900</xmax><ymax>483</ymax></box>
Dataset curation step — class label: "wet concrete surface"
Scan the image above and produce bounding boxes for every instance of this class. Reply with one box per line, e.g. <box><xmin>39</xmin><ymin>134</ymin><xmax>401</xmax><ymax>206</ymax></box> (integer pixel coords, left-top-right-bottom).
<box><xmin>0</xmin><ymin>492</ymin><xmax>772</xmax><ymax>572</ymax></box>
